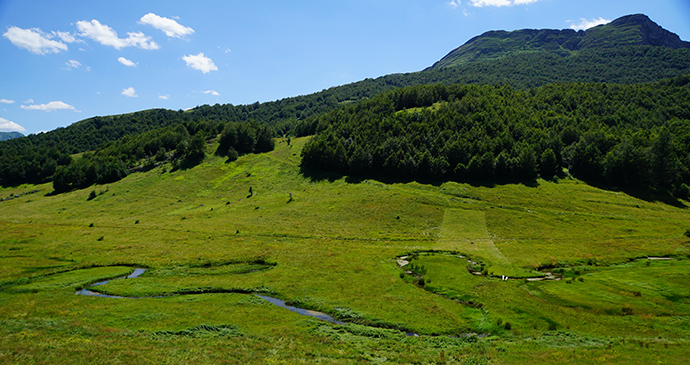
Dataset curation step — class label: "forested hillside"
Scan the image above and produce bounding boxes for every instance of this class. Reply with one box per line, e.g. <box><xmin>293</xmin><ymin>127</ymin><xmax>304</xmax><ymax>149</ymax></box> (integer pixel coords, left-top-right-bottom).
<box><xmin>301</xmin><ymin>75</ymin><xmax>690</xmax><ymax>196</ymax></box>
<box><xmin>428</xmin><ymin>14</ymin><xmax>690</xmax><ymax>69</ymax></box>
<box><xmin>1</xmin><ymin>14</ymin><xmax>690</xmax><ymax>191</ymax></box>
<box><xmin>51</xmin><ymin>120</ymin><xmax>274</xmax><ymax>193</ymax></box>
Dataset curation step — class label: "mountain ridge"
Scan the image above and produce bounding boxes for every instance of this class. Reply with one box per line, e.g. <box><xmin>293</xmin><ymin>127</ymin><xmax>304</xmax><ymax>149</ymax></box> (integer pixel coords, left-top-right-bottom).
<box><xmin>0</xmin><ymin>131</ymin><xmax>24</xmax><ymax>141</ymax></box>
<box><xmin>2</xmin><ymin>14</ymin><xmax>690</xmax><ymax>189</ymax></box>
<box><xmin>428</xmin><ymin>14</ymin><xmax>690</xmax><ymax>70</ymax></box>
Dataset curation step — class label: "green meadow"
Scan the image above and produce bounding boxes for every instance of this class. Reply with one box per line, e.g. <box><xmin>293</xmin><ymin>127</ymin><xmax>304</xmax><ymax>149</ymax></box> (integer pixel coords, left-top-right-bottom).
<box><xmin>1</xmin><ymin>137</ymin><xmax>689</xmax><ymax>364</ymax></box>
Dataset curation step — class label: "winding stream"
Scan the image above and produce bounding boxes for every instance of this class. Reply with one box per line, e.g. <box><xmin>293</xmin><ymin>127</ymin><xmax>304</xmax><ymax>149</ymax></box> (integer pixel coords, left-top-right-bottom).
<box><xmin>75</xmin><ymin>268</ymin><xmax>147</xmax><ymax>298</ymax></box>
<box><xmin>75</xmin><ymin>268</ymin><xmax>345</xmax><ymax>325</ymax></box>
<box><xmin>255</xmin><ymin>295</ymin><xmax>344</xmax><ymax>325</ymax></box>
<box><xmin>74</xmin><ymin>266</ymin><xmax>491</xmax><ymax>338</ymax></box>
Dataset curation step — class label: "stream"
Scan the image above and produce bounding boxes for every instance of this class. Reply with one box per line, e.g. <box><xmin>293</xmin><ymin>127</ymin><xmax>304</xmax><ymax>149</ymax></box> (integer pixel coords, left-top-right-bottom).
<box><xmin>75</xmin><ymin>268</ymin><xmax>345</xmax><ymax>325</ymax></box>
<box><xmin>73</xmin><ymin>267</ymin><xmax>490</xmax><ymax>338</ymax></box>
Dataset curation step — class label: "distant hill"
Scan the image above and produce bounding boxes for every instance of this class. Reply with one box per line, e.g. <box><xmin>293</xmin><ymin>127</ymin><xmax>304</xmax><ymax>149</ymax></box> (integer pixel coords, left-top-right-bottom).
<box><xmin>428</xmin><ymin>14</ymin><xmax>690</xmax><ymax>70</ymax></box>
<box><xmin>0</xmin><ymin>132</ymin><xmax>24</xmax><ymax>141</ymax></box>
<box><xmin>2</xmin><ymin>13</ymin><xmax>690</xmax><ymax>189</ymax></box>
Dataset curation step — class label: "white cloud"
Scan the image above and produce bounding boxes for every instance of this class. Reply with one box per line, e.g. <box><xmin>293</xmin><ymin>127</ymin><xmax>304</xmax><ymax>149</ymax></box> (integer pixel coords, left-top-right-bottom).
<box><xmin>448</xmin><ymin>1</ymin><xmax>461</xmax><ymax>9</ymax></box>
<box><xmin>569</xmin><ymin>17</ymin><xmax>611</xmax><ymax>31</ymax></box>
<box><xmin>470</xmin><ymin>0</ymin><xmax>510</xmax><ymax>6</ymax></box>
<box><xmin>139</xmin><ymin>13</ymin><xmax>194</xmax><ymax>38</ymax></box>
<box><xmin>122</xmin><ymin>87</ymin><xmax>138</xmax><ymax>98</ymax></box>
<box><xmin>470</xmin><ymin>0</ymin><xmax>539</xmax><ymax>6</ymax></box>
<box><xmin>0</xmin><ymin>99</ymin><xmax>14</xmax><ymax>104</ymax></box>
<box><xmin>118</xmin><ymin>57</ymin><xmax>137</xmax><ymax>67</ymax></box>
<box><xmin>65</xmin><ymin>59</ymin><xmax>81</xmax><ymax>69</ymax></box>
<box><xmin>77</xmin><ymin>19</ymin><xmax>159</xmax><ymax>50</ymax></box>
<box><xmin>3</xmin><ymin>26</ymin><xmax>68</xmax><ymax>55</ymax></box>
<box><xmin>21</xmin><ymin>101</ymin><xmax>75</xmax><ymax>112</ymax></box>
<box><xmin>53</xmin><ymin>31</ymin><xmax>80</xmax><ymax>43</ymax></box>
<box><xmin>0</xmin><ymin>117</ymin><xmax>26</xmax><ymax>132</ymax></box>
<box><xmin>159</xmin><ymin>94</ymin><xmax>169</xmax><ymax>100</ymax></box>
<box><xmin>203</xmin><ymin>90</ymin><xmax>220</xmax><ymax>96</ymax></box>
<box><xmin>182</xmin><ymin>53</ymin><xmax>217</xmax><ymax>73</ymax></box>
<box><xmin>24</xmin><ymin>98</ymin><xmax>34</xmax><ymax>104</ymax></box>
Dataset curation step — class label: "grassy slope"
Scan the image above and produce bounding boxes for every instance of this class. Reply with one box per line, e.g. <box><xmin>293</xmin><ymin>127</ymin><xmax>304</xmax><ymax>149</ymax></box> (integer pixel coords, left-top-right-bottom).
<box><xmin>0</xmin><ymin>137</ymin><xmax>688</xmax><ymax>364</ymax></box>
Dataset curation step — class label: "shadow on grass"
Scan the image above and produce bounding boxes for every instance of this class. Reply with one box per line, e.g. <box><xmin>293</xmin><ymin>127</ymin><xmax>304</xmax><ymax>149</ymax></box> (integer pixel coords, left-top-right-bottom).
<box><xmin>304</xmin><ymin>166</ymin><xmax>688</xmax><ymax>208</ymax></box>
<box><xmin>621</xmin><ymin>187</ymin><xmax>687</xmax><ymax>209</ymax></box>
<box><xmin>300</xmin><ymin>166</ymin><xmax>543</xmax><ymax>189</ymax></box>
<box><xmin>585</xmin><ymin>179</ymin><xmax>687</xmax><ymax>209</ymax></box>
<box><xmin>171</xmin><ymin>154</ymin><xmax>205</xmax><ymax>171</ymax></box>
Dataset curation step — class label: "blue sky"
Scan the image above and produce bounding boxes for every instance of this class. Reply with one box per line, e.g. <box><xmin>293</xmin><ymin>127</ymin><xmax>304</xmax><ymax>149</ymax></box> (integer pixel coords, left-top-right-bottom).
<box><xmin>1</xmin><ymin>0</ymin><xmax>689</xmax><ymax>135</ymax></box>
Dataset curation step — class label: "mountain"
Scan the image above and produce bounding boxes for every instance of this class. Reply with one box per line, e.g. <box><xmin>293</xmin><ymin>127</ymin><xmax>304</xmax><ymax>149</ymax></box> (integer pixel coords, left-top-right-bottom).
<box><xmin>0</xmin><ymin>131</ymin><xmax>24</xmax><ymax>141</ymax></box>
<box><xmin>2</xmin><ymin>14</ymin><xmax>690</xmax><ymax>189</ymax></box>
<box><xmin>428</xmin><ymin>14</ymin><xmax>690</xmax><ymax>70</ymax></box>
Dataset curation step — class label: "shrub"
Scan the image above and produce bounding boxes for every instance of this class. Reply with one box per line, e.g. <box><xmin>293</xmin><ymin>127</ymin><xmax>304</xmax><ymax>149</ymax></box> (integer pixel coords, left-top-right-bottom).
<box><xmin>87</xmin><ymin>190</ymin><xmax>97</xmax><ymax>201</ymax></box>
<box><xmin>226</xmin><ymin>148</ymin><xmax>239</xmax><ymax>162</ymax></box>
<box><xmin>504</xmin><ymin>322</ymin><xmax>512</xmax><ymax>330</ymax></box>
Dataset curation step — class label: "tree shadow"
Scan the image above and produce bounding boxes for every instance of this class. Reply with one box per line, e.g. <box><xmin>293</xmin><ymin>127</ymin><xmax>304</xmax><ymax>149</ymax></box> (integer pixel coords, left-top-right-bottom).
<box><xmin>580</xmin><ymin>179</ymin><xmax>687</xmax><ymax>209</ymax></box>
<box><xmin>172</xmin><ymin>154</ymin><xmax>205</xmax><ymax>171</ymax></box>
<box><xmin>299</xmin><ymin>166</ymin><xmax>345</xmax><ymax>183</ymax></box>
<box><xmin>301</xmin><ymin>166</ymin><xmax>686</xmax><ymax>208</ymax></box>
<box><xmin>620</xmin><ymin>187</ymin><xmax>687</xmax><ymax>209</ymax></box>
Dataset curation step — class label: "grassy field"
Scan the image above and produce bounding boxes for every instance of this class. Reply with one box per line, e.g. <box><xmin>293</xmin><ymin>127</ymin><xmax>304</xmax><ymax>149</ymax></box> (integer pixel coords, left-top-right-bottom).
<box><xmin>1</xmin><ymin>137</ymin><xmax>689</xmax><ymax>364</ymax></box>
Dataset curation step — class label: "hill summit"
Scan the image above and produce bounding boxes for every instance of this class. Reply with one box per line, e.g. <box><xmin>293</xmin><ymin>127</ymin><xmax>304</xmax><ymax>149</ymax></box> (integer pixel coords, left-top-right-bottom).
<box><xmin>428</xmin><ymin>14</ymin><xmax>690</xmax><ymax>70</ymax></box>
<box><xmin>0</xmin><ymin>131</ymin><xmax>24</xmax><ymax>141</ymax></box>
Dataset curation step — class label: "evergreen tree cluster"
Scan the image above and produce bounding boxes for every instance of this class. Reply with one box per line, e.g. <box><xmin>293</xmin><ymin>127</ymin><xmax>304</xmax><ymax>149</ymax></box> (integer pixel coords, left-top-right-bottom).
<box><xmin>216</xmin><ymin>121</ymin><xmax>276</xmax><ymax>160</ymax></box>
<box><xmin>300</xmin><ymin>76</ymin><xmax>690</xmax><ymax>196</ymax></box>
<box><xmin>51</xmin><ymin>120</ymin><xmax>273</xmax><ymax>193</ymax></box>
<box><xmin>1</xmin><ymin>41</ymin><xmax>689</xmax><ymax>191</ymax></box>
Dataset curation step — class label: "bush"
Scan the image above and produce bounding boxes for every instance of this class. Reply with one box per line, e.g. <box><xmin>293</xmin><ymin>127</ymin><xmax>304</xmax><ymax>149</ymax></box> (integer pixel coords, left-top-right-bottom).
<box><xmin>504</xmin><ymin>322</ymin><xmax>512</xmax><ymax>330</ymax></box>
<box><xmin>87</xmin><ymin>190</ymin><xmax>97</xmax><ymax>201</ymax></box>
<box><xmin>226</xmin><ymin>148</ymin><xmax>239</xmax><ymax>162</ymax></box>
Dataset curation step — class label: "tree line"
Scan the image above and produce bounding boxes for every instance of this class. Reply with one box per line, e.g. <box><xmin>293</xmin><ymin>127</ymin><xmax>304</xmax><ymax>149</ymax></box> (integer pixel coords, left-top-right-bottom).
<box><xmin>51</xmin><ymin>120</ymin><xmax>274</xmax><ymax>193</ymax></box>
<box><xmin>1</xmin><ymin>44</ymin><xmax>689</xmax><ymax>190</ymax></box>
<box><xmin>300</xmin><ymin>76</ymin><xmax>690</xmax><ymax>197</ymax></box>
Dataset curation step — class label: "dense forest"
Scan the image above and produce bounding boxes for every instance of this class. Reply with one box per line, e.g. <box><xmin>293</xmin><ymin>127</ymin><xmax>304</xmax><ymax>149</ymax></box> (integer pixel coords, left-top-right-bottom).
<box><xmin>2</xmin><ymin>15</ymin><xmax>690</xmax><ymax>191</ymax></box>
<box><xmin>300</xmin><ymin>75</ymin><xmax>690</xmax><ymax>197</ymax></box>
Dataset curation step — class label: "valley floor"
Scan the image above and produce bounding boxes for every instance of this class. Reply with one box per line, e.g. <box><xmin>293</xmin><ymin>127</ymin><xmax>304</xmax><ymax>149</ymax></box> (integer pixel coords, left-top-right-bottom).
<box><xmin>1</xmin><ymin>137</ymin><xmax>688</xmax><ymax>364</ymax></box>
